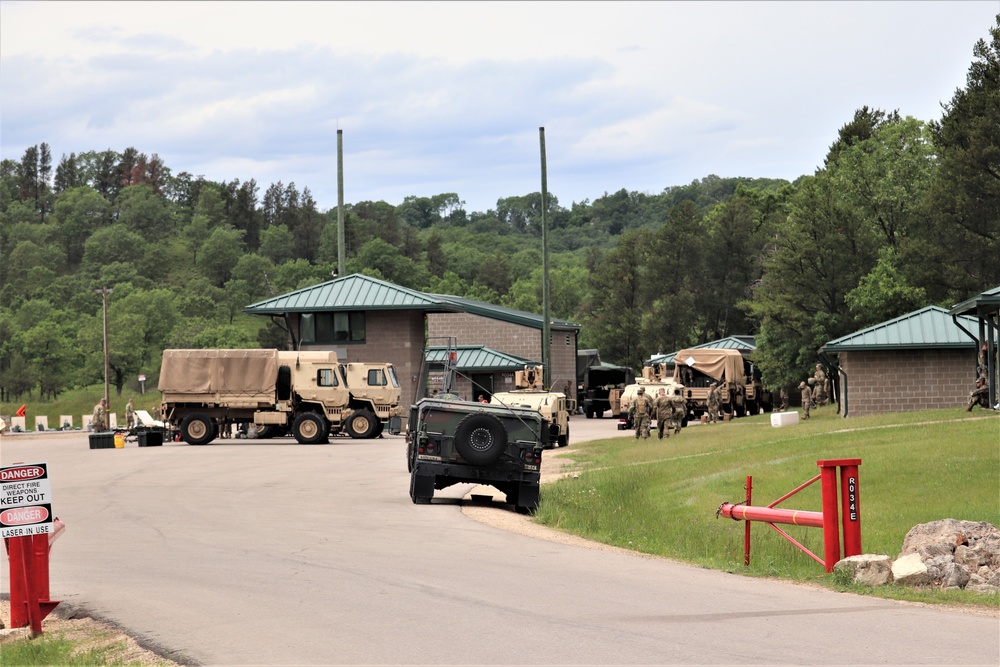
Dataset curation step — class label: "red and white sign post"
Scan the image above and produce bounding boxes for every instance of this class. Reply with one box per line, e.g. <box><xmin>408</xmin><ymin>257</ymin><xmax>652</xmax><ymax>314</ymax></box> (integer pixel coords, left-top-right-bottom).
<box><xmin>1</xmin><ymin>462</ymin><xmax>62</xmax><ymax>636</ymax></box>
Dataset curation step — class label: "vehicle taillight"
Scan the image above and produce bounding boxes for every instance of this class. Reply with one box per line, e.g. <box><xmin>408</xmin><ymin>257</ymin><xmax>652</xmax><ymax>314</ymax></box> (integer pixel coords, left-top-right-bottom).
<box><xmin>419</xmin><ymin>442</ymin><xmax>437</xmax><ymax>455</ymax></box>
<box><xmin>522</xmin><ymin>449</ymin><xmax>541</xmax><ymax>465</ymax></box>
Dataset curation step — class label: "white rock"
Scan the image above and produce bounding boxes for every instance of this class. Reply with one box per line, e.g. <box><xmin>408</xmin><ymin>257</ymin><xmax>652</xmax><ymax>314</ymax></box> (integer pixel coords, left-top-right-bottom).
<box><xmin>892</xmin><ymin>553</ymin><xmax>931</xmax><ymax>586</ymax></box>
<box><xmin>835</xmin><ymin>554</ymin><xmax>893</xmax><ymax>586</ymax></box>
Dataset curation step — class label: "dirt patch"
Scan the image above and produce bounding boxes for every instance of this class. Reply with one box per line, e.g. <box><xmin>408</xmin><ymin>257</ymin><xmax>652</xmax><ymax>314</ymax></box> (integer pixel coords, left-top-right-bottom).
<box><xmin>0</xmin><ymin>599</ymin><xmax>180</xmax><ymax>665</ymax></box>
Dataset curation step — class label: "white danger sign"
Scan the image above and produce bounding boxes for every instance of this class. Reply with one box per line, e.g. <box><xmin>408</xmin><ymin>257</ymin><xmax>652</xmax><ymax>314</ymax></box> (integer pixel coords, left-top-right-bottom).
<box><xmin>0</xmin><ymin>462</ymin><xmax>54</xmax><ymax>538</ymax></box>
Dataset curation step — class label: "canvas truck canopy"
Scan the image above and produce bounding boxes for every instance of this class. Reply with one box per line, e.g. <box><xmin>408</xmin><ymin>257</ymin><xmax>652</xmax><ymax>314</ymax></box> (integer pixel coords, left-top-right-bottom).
<box><xmin>672</xmin><ymin>348</ymin><xmax>745</xmax><ymax>386</ymax></box>
<box><xmin>158</xmin><ymin>349</ymin><xmax>280</xmax><ymax>395</ymax></box>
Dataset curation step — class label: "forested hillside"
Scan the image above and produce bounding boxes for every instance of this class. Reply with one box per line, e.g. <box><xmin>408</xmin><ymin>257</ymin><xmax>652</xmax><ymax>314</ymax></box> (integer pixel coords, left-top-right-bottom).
<box><xmin>1</xmin><ymin>19</ymin><xmax>997</xmax><ymax>401</ymax></box>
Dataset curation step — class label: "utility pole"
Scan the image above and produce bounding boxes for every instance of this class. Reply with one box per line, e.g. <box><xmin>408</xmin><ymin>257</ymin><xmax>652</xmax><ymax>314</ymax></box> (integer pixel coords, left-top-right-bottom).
<box><xmin>94</xmin><ymin>286</ymin><xmax>112</xmax><ymax>406</ymax></box>
<box><xmin>337</xmin><ymin>129</ymin><xmax>346</xmax><ymax>278</ymax></box>
<box><xmin>539</xmin><ymin>127</ymin><xmax>551</xmax><ymax>390</ymax></box>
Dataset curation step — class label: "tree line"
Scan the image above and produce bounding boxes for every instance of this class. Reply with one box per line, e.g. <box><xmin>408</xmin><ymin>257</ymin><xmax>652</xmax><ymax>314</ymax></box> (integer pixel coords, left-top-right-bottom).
<box><xmin>1</xmin><ymin>18</ymin><xmax>997</xmax><ymax>401</ymax></box>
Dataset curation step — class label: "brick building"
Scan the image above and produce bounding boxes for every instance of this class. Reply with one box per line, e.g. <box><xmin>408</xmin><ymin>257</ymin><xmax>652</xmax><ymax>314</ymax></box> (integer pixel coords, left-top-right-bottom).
<box><xmin>820</xmin><ymin>306</ymin><xmax>982</xmax><ymax>418</ymax></box>
<box><xmin>244</xmin><ymin>274</ymin><xmax>580</xmax><ymax>408</ymax></box>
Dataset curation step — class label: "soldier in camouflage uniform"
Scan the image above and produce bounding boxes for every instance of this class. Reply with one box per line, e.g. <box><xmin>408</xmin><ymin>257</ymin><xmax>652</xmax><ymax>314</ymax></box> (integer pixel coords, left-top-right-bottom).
<box><xmin>654</xmin><ymin>388</ymin><xmax>673</xmax><ymax>440</ymax></box>
<box><xmin>812</xmin><ymin>364</ymin><xmax>827</xmax><ymax>406</ymax></box>
<box><xmin>629</xmin><ymin>387</ymin><xmax>653</xmax><ymax>439</ymax></box>
<box><xmin>706</xmin><ymin>382</ymin><xmax>720</xmax><ymax>424</ymax></box>
<box><xmin>799</xmin><ymin>381</ymin><xmax>811</xmax><ymax>419</ymax></box>
<box><xmin>92</xmin><ymin>398</ymin><xmax>107</xmax><ymax>432</ymax></box>
<box><xmin>669</xmin><ymin>387</ymin><xmax>686</xmax><ymax>435</ymax></box>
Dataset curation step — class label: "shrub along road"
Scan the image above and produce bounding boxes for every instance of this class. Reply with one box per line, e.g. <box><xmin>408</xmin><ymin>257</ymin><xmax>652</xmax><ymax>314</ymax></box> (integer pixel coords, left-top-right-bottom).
<box><xmin>1</xmin><ymin>423</ymin><xmax>997</xmax><ymax>665</ymax></box>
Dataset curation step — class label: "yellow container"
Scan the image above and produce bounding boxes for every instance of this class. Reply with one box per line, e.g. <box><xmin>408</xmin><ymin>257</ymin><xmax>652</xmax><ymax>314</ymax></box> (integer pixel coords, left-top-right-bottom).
<box><xmin>114</xmin><ymin>433</ymin><xmax>125</xmax><ymax>448</ymax></box>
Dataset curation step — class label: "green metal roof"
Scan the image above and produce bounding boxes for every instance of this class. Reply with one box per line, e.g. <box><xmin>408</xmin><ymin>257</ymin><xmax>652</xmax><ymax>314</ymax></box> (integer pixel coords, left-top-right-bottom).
<box><xmin>428</xmin><ymin>293</ymin><xmax>581</xmax><ymax>331</ymax></box>
<box><xmin>425</xmin><ymin>345</ymin><xmax>537</xmax><ymax>371</ymax></box>
<box><xmin>244</xmin><ymin>273</ymin><xmax>581</xmax><ymax>332</ymax></box>
<box><xmin>820</xmin><ymin>306</ymin><xmax>980</xmax><ymax>353</ymax></box>
<box><xmin>245</xmin><ymin>274</ymin><xmax>450</xmax><ymax>314</ymax></box>
<box><xmin>948</xmin><ymin>286</ymin><xmax>1000</xmax><ymax>318</ymax></box>
<box><xmin>648</xmin><ymin>336</ymin><xmax>757</xmax><ymax>366</ymax></box>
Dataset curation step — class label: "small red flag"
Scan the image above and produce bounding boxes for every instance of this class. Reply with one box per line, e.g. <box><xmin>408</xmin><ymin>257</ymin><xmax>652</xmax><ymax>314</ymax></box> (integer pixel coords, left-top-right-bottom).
<box><xmin>16</xmin><ymin>404</ymin><xmax>26</xmax><ymax>417</ymax></box>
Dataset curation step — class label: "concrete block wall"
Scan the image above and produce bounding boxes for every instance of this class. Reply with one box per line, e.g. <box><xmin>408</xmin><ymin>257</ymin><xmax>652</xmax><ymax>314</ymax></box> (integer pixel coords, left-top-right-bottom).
<box><xmin>302</xmin><ymin>310</ymin><xmax>426</xmax><ymax>408</ymax></box>
<box><xmin>837</xmin><ymin>349</ymin><xmax>977</xmax><ymax>417</ymax></box>
<box><xmin>428</xmin><ymin>312</ymin><xmax>579</xmax><ymax>402</ymax></box>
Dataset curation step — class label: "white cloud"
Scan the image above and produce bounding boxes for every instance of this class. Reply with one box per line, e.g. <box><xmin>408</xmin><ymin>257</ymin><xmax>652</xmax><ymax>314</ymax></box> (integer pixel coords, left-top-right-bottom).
<box><xmin>1</xmin><ymin>1</ymin><xmax>995</xmax><ymax>213</ymax></box>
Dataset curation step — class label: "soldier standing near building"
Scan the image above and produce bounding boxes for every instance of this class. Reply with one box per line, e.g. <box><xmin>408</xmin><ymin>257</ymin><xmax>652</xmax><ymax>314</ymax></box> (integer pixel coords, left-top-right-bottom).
<box><xmin>669</xmin><ymin>387</ymin><xmax>685</xmax><ymax>435</ymax></box>
<box><xmin>126</xmin><ymin>398</ymin><xmax>136</xmax><ymax>430</ymax></box>
<box><xmin>654</xmin><ymin>388</ymin><xmax>673</xmax><ymax>440</ymax></box>
<box><xmin>706</xmin><ymin>382</ymin><xmax>720</xmax><ymax>424</ymax></box>
<box><xmin>92</xmin><ymin>398</ymin><xmax>107</xmax><ymax>432</ymax></box>
<box><xmin>629</xmin><ymin>387</ymin><xmax>653</xmax><ymax>439</ymax></box>
<box><xmin>813</xmin><ymin>364</ymin><xmax>827</xmax><ymax>406</ymax></box>
<box><xmin>799</xmin><ymin>381</ymin><xmax>811</xmax><ymax>419</ymax></box>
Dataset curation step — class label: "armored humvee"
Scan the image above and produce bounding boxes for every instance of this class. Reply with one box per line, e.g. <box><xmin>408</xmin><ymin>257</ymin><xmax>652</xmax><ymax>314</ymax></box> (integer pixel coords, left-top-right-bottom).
<box><xmin>490</xmin><ymin>365</ymin><xmax>574</xmax><ymax>448</ymax></box>
<box><xmin>397</xmin><ymin>397</ymin><xmax>548</xmax><ymax>513</ymax></box>
<box><xmin>616</xmin><ymin>363</ymin><xmax>685</xmax><ymax>430</ymax></box>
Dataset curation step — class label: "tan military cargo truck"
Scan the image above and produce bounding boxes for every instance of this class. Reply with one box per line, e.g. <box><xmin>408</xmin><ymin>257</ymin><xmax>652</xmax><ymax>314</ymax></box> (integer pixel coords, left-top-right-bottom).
<box><xmin>616</xmin><ymin>363</ymin><xmax>685</xmax><ymax>430</ymax></box>
<box><xmin>672</xmin><ymin>348</ymin><xmax>747</xmax><ymax>419</ymax></box>
<box><xmin>159</xmin><ymin>349</ymin><xmax>400</xmax><ymax>445</ymax></box>
<box><xmin>490</xmin><ymin>365</ymin><xmax>575</xmax><ymax>447</ymax></box>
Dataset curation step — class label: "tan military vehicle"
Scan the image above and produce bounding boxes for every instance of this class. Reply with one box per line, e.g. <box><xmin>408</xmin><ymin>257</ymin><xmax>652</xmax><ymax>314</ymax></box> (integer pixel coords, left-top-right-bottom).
<box><xmin>490</xmin><ymin>365</ymin><xmax>575</xmax><ymax>448</ymax></box>
<box><xmin>159</xmin><ymin>349</ymin><xmax>400</xmax><ymax>445</ymax></box>
<box><xmin>616</xmin><ymin>363</ymin><xmax>685</xmax><ymax>430</ymax></box>
<box><xmin>672</xmin><ymin>348</ymin><xmax>748</xmax><ymax>419</ymax></box>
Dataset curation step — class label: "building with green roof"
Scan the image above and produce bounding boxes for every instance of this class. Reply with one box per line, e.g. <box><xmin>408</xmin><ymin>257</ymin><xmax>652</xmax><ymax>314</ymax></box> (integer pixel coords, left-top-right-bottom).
<box><xmin>819</xmin><ymin>304</ymin><xmax>986</xmax><ymax>417</ymax></box>
<box><xmin>245</xmin><ymin>273</ymin><xmax>580</xmax><ymax>407</ymax></box>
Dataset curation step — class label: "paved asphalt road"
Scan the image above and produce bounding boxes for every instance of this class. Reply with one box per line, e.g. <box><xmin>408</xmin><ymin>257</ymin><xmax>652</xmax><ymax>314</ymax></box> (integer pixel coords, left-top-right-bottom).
<box><xmin>1</xmin><ymin>417</ymin><xmax>997</xmax><ymax>666</ymax></box>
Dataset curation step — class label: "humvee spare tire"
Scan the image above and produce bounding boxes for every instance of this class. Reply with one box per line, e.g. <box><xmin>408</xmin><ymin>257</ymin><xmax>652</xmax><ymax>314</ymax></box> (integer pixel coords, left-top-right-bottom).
<box><xmin>454</xmin><ymin>413</ymin><xmax>507</xmax><ymax>465</ymax></box>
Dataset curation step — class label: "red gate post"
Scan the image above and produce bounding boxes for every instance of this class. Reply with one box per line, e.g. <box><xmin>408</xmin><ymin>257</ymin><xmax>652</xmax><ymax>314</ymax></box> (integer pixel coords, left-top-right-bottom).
<box><xmin>743</xmin><ymin>476</ymin><xmax>752</xmax><ymax>567</ymax></box>
<box><xmin>818</xmin><ymin>462</ymin><xmax>841</xmax><ymax>573</ymax></box>
<box><xmin>6</xmin><ymin>521</ymin><xmax>63</xmax><ymax>635</ymax></box>
<box><xmin>837</xmin><ymin>460</ymin><xmax>862</xmax><ymax>557</ymax></box>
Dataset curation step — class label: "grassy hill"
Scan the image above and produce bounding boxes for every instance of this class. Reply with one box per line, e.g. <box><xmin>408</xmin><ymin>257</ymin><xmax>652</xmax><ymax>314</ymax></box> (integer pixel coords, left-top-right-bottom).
<box><xmin>537</xmin><ymin>405</ymin><xmax>1000</xmax><ymax>607</ymax></box>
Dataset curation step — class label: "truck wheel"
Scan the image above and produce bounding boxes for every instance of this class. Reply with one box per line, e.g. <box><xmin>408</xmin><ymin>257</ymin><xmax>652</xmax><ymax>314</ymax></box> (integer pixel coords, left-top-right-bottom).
<box><xmin>346</xmin><ymin>409</ymin><xmax>378</xmax><ymax>439</ymax></box>
<box><xmin>181</xmin><ymin>414</ymin><xmax>215</xmax><ymax>445</ymax></box>
<box><xmin>585</xmin><ymin>408</ymin><xmax>594</xmax><ymax>419</ymax></box>
<box><xmin>292</xmin><ymin>412</ymin><xmax>328</xmax><ymax>444</ymax></box>
<box><xmin>181</xmin><ymin>413</ymin><xmax>216</xmax><ymax>446</ymax></box>
<box><xmin>454</xmin><ymin>413</ymin><xmax>507</xmax><ymax>465</ymax></box>
<box><xmin>257</xmin><ymin>424</ymin><xmax>281</xmax><ymax>439</ymax></box>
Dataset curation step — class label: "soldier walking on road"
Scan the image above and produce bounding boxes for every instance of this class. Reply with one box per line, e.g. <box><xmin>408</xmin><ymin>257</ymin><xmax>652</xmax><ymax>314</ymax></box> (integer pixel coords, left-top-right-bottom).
<box><xmin>126</xmin><ymin>398</ymin><xmax>136</xmax><ymax>430</ymax></box>
<box><xmin>93</xmin><ymin>398</ymin><xmax>107</xmax><ymax>432</ymax></box>
<box><xmin>654</xmin><ymin>388</ymin><xmax>673</xmax><ymax>440</ymax></box>
<box><xmin>799</xmin><ymin>381</ymin><xmax>811</xmax><ymax>419</ymax></box>
<box><xmin>629</xmin><ymin>387</ymin><xmax>653</xmax><ymax>439</ymax></box>
<box><xmin>706</xmin><ymin>383</ymin><xmax>720</xmax><ymax>424</ymax></box>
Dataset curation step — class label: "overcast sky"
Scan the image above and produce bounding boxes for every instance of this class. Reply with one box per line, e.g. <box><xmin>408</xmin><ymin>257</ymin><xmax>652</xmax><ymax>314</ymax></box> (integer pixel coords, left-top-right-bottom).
<box><xmin>1</xmin><ymin>1</ymin><xmax>996</xmax><ymax>214</ymax></box>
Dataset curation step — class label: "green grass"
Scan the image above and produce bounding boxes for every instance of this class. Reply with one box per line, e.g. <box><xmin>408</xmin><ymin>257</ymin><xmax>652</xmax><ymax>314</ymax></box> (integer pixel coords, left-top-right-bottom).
<box><xmin>536</xmin><ymin>405</ymin><xmax>1000</xmax><ymax>607</ymax></box>
<box><xmin>1</xmin><ymin>385</ymin><xmax>161</xmax><ymax>431</ymax></box>
<box><xmin>0</xmin><ymin>630</ymin><xmax>171</xmax><ymax>666</ymax></box>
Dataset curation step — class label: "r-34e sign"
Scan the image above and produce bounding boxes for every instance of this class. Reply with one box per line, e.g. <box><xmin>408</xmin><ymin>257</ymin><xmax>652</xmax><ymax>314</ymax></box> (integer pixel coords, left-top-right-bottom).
<box><xmin>0</xmin><ymin>462</ymin><xmax>54</xmax><ymax>538</ymax></box>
